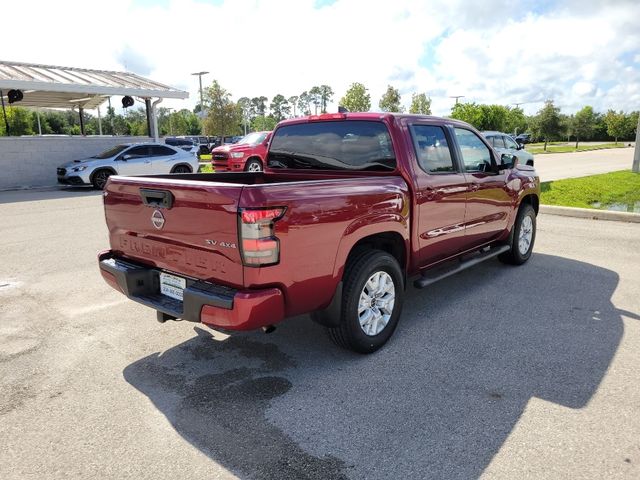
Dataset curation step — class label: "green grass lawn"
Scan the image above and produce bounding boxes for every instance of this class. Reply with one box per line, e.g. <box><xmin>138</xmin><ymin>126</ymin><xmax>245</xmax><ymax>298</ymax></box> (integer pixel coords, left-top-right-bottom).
<box><xmin>540</xmin><ymin>170</ymin><xmax>640</xmax><ymax>211</ymax></box>
<box><xmin>527</xmin><ymin>142</ymin><xmax>629</xmax><ymax>155</ymax></box>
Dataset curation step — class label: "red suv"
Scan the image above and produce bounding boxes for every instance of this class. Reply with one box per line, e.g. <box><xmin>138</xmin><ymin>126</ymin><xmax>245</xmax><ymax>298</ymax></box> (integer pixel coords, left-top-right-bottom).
<box><xmin>211</xmin><ymin>131</ymin><xmax>271</xmax><ymax>172</ymax></box>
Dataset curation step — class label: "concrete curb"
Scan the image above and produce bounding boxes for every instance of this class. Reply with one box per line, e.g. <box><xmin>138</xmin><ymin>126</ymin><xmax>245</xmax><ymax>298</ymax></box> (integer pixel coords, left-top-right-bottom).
<box><xmin>540</xmin><ymin>205</ymin><xmax>640</xmax><ymax>223</ymax></box>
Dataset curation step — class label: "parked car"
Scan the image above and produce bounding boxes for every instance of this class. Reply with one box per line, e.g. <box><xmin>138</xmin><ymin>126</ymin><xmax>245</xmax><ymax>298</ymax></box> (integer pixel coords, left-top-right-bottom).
<box><xmin>57</xmin><ymin>143</ymin><xmax>199</xmax><ymax>189</ymax></box>
<box><xmin>210</xmin><ymin>131</ymin><xmax>272</xmax><ymax>172</ymax></box>
<box><xmin>98</xmin><ymin>113</ymin><xmax>539</xmax><ymax>353</ymax></box>
<box><xmin>515</xmin><ymin>133</ymin><xmax>532</xmax><ymax>144</ymax></box>
<box><xmin>164</xmin><ymin>137</ymin><xmax>199</xmax><ymax>156</ymax></box>
<box><xmin>483</xmin><ymin>131</ymin><xmax>534</xmax><ymax>166</ymax></box>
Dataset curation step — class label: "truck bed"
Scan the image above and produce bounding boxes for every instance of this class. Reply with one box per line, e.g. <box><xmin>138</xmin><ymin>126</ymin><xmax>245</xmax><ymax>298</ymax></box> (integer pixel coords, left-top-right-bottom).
<box><xmin>102</xmin><ymin>172</ymin><xmax>410</xmax><ymax>317</ymax></box>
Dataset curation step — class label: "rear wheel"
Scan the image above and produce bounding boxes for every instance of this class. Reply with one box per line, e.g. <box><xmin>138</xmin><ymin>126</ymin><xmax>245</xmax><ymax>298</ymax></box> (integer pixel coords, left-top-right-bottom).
<box><xmin>91</xmin><ymin>169</ymin><xmax>112</xmax><ymax>190</ymax></box>
<box><xmin>499</xmin><ymin>203</ymin><xmax>536</xmax><ymax>265</ymax></box>
<box><xmin>245</xmin><ymin>159</ymin><xmax>263</xmax><ymax>172</ymax></box>
<box><xmin>171</xmin><ymin>165</ymin><xmax>192</xmax><ymax>174</ymax></box>
<box><xmin>326</xmin><ymin>250</ymin><xmax>404</xmax><ymax>354</ymax></box>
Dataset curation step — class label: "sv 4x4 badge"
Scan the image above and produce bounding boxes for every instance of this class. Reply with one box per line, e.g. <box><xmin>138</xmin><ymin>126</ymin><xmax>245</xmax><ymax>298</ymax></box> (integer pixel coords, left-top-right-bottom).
<box><xmin>205</xmin><ymin>240</ymin><xmax>237</xmax><ymax>248</ymax></box>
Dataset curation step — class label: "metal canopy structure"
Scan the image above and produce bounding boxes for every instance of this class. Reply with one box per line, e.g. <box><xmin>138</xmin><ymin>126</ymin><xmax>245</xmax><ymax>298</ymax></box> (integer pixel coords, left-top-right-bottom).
<box><xmin>0</xmin><ymin>60</ymin><xmax>189</xmax><ymax>138</ymax></box>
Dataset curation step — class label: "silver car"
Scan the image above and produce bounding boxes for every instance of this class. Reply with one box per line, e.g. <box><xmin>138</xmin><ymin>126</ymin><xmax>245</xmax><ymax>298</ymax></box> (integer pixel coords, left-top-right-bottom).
<box><xmin>482</xmin><ymin>131</ymin><xmax>534</xmax><ymax>167</ymax></box>
<box><xmin>57</xmin><ymin>143</ymin><xmax>199</xmax><ymax>189</ymax></box>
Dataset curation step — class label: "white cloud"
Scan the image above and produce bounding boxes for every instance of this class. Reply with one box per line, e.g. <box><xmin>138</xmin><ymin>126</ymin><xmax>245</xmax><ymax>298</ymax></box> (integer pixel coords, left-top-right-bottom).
<box><xmin>3</xmin><ymin>0</ymin><xmax>639</xmax><ymax>116</ymax></box>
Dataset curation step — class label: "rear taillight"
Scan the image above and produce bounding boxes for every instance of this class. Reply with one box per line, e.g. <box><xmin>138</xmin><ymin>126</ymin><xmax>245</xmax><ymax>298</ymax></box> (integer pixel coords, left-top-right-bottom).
<box><xmin>239</xmin><ymin>207</ymin><xmax>285</xmax><ymax>266</ymax></box>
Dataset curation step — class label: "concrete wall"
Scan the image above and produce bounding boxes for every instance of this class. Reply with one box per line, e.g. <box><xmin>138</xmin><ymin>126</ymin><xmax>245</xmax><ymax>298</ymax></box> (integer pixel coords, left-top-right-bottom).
<box><xmin>0</xmin><ymin>136</ymin><xmax>150</xmax><ymax>190</ymax></box>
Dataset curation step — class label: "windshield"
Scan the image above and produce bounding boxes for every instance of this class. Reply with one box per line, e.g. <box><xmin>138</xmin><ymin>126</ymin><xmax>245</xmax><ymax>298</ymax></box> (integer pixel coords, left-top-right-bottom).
<box><xmin>92</xmin><ymin>145</ymin><xmax>129</xmax><ymax>159</ymax></box>
<box><xmin>239</xmin><ymin>132</ymin><xmax>267</xmax><ymax>145</ymax></box>
<box><xmin>267</xmin><ymin>121</ymin><xmax>395</xmax><ymax>172</ymax></box>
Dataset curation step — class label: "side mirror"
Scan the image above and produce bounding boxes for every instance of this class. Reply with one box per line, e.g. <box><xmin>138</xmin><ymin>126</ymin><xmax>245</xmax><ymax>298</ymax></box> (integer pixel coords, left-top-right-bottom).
<box><xmin>121</xmin><ymin>154</ymin><xmax>132</xmax><ymax>161</ymax></box>
<box><xmin>499</xmin><ymin>153</ymin><xmax>518</xmax><ymax>169</ymax></box>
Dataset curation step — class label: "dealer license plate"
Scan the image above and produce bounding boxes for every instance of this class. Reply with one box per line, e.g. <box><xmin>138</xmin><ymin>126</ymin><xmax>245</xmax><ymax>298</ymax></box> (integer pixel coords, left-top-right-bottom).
<box><xmin>160</xmin><ymin>272</ymin><xmax>186</xmax><ymax>301</ymax></box>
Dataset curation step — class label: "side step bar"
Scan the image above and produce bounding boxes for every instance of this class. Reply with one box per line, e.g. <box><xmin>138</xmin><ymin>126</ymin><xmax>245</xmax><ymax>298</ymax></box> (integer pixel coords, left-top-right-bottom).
<box><xmin>414</xmin><ymin>244</ymin><xmax>510</xmax><ymax>289</ymax></box>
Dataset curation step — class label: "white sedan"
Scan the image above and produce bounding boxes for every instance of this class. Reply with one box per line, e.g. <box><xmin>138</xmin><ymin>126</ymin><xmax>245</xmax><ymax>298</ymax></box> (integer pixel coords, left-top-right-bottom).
<box><xmin>57</xmin><ymin>143</ymin><xmax>199</xmax><ymax>189</ymax></box>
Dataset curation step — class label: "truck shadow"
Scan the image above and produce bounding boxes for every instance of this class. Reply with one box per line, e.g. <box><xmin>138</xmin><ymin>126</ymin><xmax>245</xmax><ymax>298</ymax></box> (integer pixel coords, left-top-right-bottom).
<box><xmin>0</xmin><ymin>187</ymin><xmax>100</xmax><ymax>205</ymax></box>
<box><xmin>123</xmin><ymin>254</ymin><xmax>635</xmax><ymax>479</ymax></box>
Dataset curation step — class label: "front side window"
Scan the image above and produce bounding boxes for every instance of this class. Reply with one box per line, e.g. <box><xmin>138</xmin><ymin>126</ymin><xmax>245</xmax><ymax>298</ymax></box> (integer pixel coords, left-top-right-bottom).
<box><xmin>409</xmin><ymin>125</ymin><xmax>455</xmax><ymax>173</ymax></box>
<box><xmin>268</xmin><ymin>120</ymin><xmax>395</xmax><ymax>171</ymax></box>
<box><xmin>454</xmin><ymin>128</ymin><xmax>493</xmax><ymax>172</ymax></box>
<box><xmin>124</xmin><ymin>146</ymin><xmax>150</xmax><ymax>159</ymax></box>
<box><xmin>504</xmin><ymin>136</ymin><xmax>519</xmax><ymax>149</ymax></box>
<box><xmin>93</xmin><ymin>145</ymin><xmax>129</xmax><ymax>159</ymax></box>
<box><xmin>491</xmin><ymin>136</ymin><xmax>505</xmax><ymax>149</ymax></box>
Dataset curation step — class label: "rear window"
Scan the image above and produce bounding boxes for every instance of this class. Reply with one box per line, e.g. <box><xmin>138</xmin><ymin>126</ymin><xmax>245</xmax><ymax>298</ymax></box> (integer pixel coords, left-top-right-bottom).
<box><xmin>267</xmin><ymin>120</ymin><xmax>395</xmax><ymax>171</ymax></box>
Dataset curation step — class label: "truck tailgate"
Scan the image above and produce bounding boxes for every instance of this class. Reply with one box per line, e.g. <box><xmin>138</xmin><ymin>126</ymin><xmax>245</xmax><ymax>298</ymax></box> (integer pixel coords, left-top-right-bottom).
<box><xmin>103</xmin><ymin>176</ymin><xmax>244</xmax><ymax>287</ymax></box>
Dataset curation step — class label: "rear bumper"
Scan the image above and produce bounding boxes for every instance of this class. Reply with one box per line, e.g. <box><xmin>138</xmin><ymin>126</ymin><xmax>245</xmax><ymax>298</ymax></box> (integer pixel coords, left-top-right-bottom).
<box><xmin>98</xmin><ymin>252</ymin><xmax>284</xmax><ymax>331</ymax></box>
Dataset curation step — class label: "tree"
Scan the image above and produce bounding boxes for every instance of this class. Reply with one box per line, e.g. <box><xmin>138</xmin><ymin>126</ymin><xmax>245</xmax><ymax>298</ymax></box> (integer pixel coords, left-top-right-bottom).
<box><xmin>319</xmin><ymin>85</ymin><xmax>334</xmax><ymax>113</ymax></box>
<box><xmin>379</xmin><ymin>85</ymin><xmax>404</xmax><ymax>112</ymax></box>
<box><xmin>604</xmin><ymin>110</ymin><xmax>627</xmax><ymax>144</ymax></box>
<box><xmin>297</xmin><ymin>91</ymin><xmax>311</xmax><ymax>116</ymax></box>
<box><xmin>251</xmin><ymin>115</ymin><xmax>277</xmax><ymax>132</ymax></box>
<box><xmin>288</xmin><ymin>96</ymin><xmax>299</xmax><ymax>117</ymax></box>
<box><xmin>250</xmin><ymin>96</ymin><xmax>268</xmax><ymax>117</ymax></box>
<box><xmin>237</xmin><ymin>97</ymin><xmax>252</xmax><ymax>134</ymax></box>
<box><xmin>624</xmin><ymin>111</ymin><xmax>639</xmax><ymax>140</ymax></box>
<box><xmin>450</xmin><ymin>102</ymin><xmax>510</xmax><ymax>131</ymax></box>
<box><xmin>340</xmin><ymin>82</ymin><xmax>371</xmax><ymax>112</ymax></box>
<box><xmin>270</xmin><ymin>94</ymin><xmax>290</xmax><ymax>122</ymax></box>
<box><xmin>534</xmin><ymin>100</ymin><xmax>561</xmax><ymax>151</ymax></box>
<box><xmin>204</xmin><ymin>80</ymin><xmax>241</xmax><ymax>137</ymax></box>
<box><xmin>450</xmin><ymin>102</ymin><xmax>483</xmax><ymax>128</ymax></box>
<box><xmin>0</xmin><ymin>106</ymin><xmax>34</xmax><ymax>136</ymax></box>
<box><xmin>309</xmin><ymin>86</ymin><xmax>322</xmax><ymax>114</ymax></box>
<box><xmin>505</xmin><ymin>107</ymin><xmax>527</xmax><ymax>135</ymax></box>
<box><xmin>409</xmin><ymin>92</ymin><xmax>432</xmax><ymax>115</ymax></box>
<box><xmin>572</xmin><ymin>106</ymin><xmax>595</xmax><ymax>148</ymax></box>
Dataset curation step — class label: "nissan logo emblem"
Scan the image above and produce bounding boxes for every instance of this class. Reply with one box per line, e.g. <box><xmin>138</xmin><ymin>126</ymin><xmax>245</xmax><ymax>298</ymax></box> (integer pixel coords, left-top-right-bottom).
<box><xmin>151</xmin><ymin>210</ymin><xmax>165</xmax><ymax>229</ymax></box>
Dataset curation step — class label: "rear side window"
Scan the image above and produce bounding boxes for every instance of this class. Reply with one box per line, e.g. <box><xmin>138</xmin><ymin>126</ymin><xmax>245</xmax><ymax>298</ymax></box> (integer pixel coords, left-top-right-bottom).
<box><xmin>268</xmin><ymin>120</ymin><xmax>395</xmax><ymax>171</ymax></box>
<box><xmin>409</xmin><ymin>125</ymin><xmax>455</xmax><ymax>173</ymax></box>
<box><xmin>454</xmin><ymin>128</ymin><xmax>493</xmax><ymax>172</ymax></box>
<box><xmin>150</xmin><ymin>146</ymin><xmax>177</xmax><ymax>156</ymax></box>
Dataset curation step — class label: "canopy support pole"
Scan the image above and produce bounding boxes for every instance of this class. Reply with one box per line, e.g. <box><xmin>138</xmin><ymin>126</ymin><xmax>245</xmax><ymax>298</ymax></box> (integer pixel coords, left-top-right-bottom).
<box><xmin>144</xmin><ymin>98</ymin><xmax>152</xmax><ymax>138</ymax></box>
<box><xmin>97</xmin><ymin>106</ymin><xmax>102</xmax><ymax>135</ymax></box>
<box><xmin>0</xmin><ymin>89</ymin><xmax>9</xmax><ymax>136</ymax></box>
<box><xmin>151</xmin><ymin>98</ymin><xmax>162</xmax><ymax>142</ymax></box>
<box><xmin>36</xmin><ymin>109</ymin><xmax>42</xmax><ymax>135</ymax></box>
<box><xmin>78</xmin><ymin>106</ymin><xmax>85</xmax><ymax>136</ymax></box>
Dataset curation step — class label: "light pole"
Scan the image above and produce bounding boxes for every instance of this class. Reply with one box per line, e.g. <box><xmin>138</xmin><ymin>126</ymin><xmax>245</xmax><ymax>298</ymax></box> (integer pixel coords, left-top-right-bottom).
<box><xmin>191</xmin><ymin>71</ymin><xmax>209</xmax><ymax>115</ymax></box>
<box><xmin>633</xmin><ymin>112</ymin><xmax>640</xmax><ymax>173</ymax></box>
<box><xmin>450</xmin><ymin>95</ymin><xmax>465</xmax><ymax>105</ymax></box>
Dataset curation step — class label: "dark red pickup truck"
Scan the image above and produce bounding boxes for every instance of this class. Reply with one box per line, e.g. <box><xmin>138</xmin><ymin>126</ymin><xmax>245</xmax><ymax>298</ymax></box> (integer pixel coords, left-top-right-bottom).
<box><xmin>99</xmin><ymin>113</ymin><xmax>539</xmax><ymax>353</ymax></box>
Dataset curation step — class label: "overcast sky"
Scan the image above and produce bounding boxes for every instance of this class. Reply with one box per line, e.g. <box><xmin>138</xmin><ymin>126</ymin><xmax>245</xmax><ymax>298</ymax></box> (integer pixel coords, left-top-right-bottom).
<box><xmin>5</xmin><ymin>0</ymin><xmax>639</xmax><ymax>116</ymax></box>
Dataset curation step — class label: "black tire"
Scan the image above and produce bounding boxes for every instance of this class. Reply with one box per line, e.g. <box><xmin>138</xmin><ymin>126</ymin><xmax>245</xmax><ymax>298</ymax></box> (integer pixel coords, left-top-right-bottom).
<box><xmin>326</xmin><ymin>250</ymin><xmax>404</xmax><ymax>354</ymax></box>
<box><xmin>171</xmin><ymin>164</ymin><xmax>192</xmax><ymax>174</ymax></box>
<box><xmin>91</xmin><ymin>169</ymin><xmax>112</xmax><ymax>190</ymax></box>
<box><xmin>499</xmin><ymin>203</ymin><xmax>536</xmax><ymax>265</ymax></box>
<box><xmin>244</xmin><ymin>158</ymin><xmax>263</xmax><ymax>172</ymax></box>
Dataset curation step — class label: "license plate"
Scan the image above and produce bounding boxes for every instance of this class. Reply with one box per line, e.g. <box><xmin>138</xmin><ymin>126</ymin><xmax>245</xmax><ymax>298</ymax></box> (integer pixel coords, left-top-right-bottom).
<box><xmin>160</xmin><ymin>272</ymin><xmax>186</xmax><ymax>301</ymax></box>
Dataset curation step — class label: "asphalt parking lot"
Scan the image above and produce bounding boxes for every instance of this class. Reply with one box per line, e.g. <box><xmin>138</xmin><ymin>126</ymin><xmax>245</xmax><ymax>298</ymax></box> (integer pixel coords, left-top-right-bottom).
<box><xmin>1</xmin><ymin>188</ymin><xmax>639</xmax><ymax>479</ymax></box>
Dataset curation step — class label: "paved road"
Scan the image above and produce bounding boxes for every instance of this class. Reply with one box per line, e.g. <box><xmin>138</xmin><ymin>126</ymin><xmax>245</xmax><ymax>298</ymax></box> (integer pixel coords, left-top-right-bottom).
<box><xmin>1</xmin><ymin>189</ymin><xmax>639</xmax><ymax>479</ymax></box>
<box><xmin>533</xmin><ymin>146</ymin><xmax>635</xmax><ymax>181</ymax></box>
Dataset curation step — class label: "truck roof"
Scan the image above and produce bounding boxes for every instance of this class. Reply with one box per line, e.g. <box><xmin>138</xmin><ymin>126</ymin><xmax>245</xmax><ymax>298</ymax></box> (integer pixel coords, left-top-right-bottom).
<box><xmin>276</xmin><ymin>112</ymin><xmax>473</xmax><ymax>129</ymax></box>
